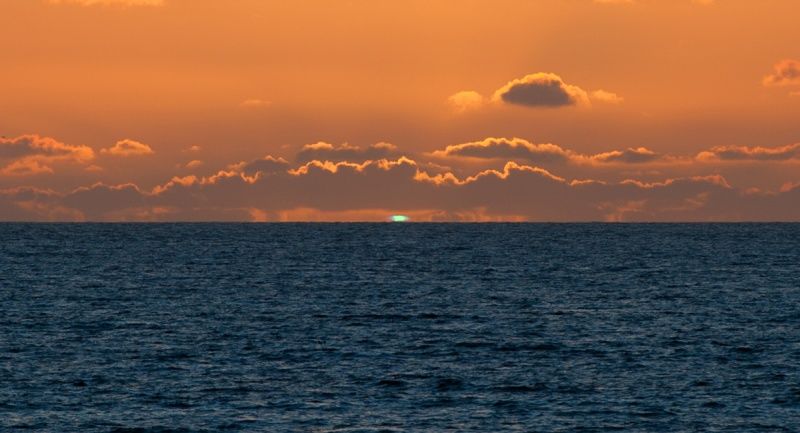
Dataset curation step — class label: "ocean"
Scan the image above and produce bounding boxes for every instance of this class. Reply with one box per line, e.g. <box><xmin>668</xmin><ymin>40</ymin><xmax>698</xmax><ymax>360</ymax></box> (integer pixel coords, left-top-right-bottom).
<box><xmin>1</xmin><ymin>223</ymin><xmax>799</xmax><ymax>432</ymax></box>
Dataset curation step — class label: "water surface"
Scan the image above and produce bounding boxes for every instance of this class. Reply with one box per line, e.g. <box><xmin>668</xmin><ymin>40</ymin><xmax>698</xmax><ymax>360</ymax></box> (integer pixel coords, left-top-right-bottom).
<box><xmin>1</xmin><ymin>223</ymin><xmax>799</xmax><ymax>432</ymax></box>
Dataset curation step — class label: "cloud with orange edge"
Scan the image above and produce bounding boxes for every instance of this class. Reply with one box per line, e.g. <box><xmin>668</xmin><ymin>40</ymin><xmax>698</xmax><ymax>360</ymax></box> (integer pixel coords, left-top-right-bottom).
<box><xmin>101</xmin><ymin>139</ymin><xmax>154</xmax><ymax>157</ymax></box>
<box><xmin>295</xmin><ymin>142</ymin><xmax>400</xmax><ymax>163</ymax></box>
<box><xmin>228</xmin><ymin>155</ymin><xmax>289</xmax><ymax>177</ymax></box>
<box><xmin>454</xmin><ymin>73</ymin><xmax>621</xmax><ymax>112</ymax></box>
<box><xmin>0</xmin><ymin>135</ymin><xmax>95</xmax><ymax>176</ymax></box>
<box><xmin>697</xmin><ymin>144</ymin><xmax>800</xmax><ymax>161</ymax></box>
<box><xmin>431</xmin><ymin>137</ymin><xmax>664</xmax><ymax>165</ymax></box>
<box><xmin>592</xmin><ymin>147</ymin><xmax>660</xmax><ymax>164</ymax></box>
<box><xmin>432</xmin><ymin>137</ymin><xmax>576</xmax><ymax>163</ymax></box>
<box><xmin>493</xmin><ymin>73</ymin><xmax>591</xmax><ymax>108</ymax></box>
<box><xmin>4</xmin><ymin>155</ymin><xmax>799</xmax><ymax>222</ymax></box>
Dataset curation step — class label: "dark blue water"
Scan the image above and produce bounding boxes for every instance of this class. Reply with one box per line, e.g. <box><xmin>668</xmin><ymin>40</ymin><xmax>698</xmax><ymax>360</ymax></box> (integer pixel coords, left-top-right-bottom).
<box><xmin>1</xmin><ymin>224</ymin><xmax>799</xmax><ymax>432</ymax></box>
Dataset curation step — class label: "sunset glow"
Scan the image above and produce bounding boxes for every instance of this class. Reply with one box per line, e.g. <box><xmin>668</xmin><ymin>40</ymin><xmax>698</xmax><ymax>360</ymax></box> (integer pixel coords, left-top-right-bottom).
<box><xmin>2</xmin><ymin>0</ymin><xmax>800</xmax><ymax>221</ymax></box>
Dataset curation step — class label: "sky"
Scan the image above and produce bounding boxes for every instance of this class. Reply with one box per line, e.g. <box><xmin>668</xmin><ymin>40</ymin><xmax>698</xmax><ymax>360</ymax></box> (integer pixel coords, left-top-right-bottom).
<box><xmin>2</xmin><ymin>0</ymin><xmax>800</xmax><ymax>221</ymax></box>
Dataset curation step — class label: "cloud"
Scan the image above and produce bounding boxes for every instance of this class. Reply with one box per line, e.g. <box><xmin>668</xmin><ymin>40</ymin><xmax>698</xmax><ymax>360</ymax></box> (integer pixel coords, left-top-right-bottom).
<box><xmin>4</xmin><ymin>137</ymin><xmax>800</xmax><ymax>221</ymax></box>
<box><xmin>61</xmin><ymin>183</ymin><xmax>147</xmax><ymax>217</ymax></box>
<box><xmin>101</xmin><ymin>139</ymin><xmax>154</xmax><ymax>157</ymax></box>
<box><xmin>1</xmin><ymin>160</ymin><xmax>55</xmax><ymax>176</ymax></box>
<box><xmin>0</xmin><ymin>135</ymin><xmax>94</xmax><ymax>161</ymax></box>
<box><xmin>6</xmin><ymin>154</ymin><xmax>798</xmax><ymax>222</ymax></box>
<box><xmin>0</xmin><ymin>135</ymin><xmax>95</xmax><ymax>176</ymax></box>
<box><xmin>0</xmin><ymin>187</ymin><xmax>81</xmax><ymax>221</ymax></box>
<box><xmin>590</xmin><ymin>89</ymin><xmax>624</xmax><ymax>104</ymax></box>
<box><xmin>763</xmin><ymin>60</ymin><xmax>800</xmax><ymax>87</ymax></box>
<box><xmin>229</xmin><ymin>155</ymin><xmax>289</xmax><ymax>177</ymax></box>
<box><xmin>696</xmin><ymin>144</ymin><xmax>800</xmax><ymax>161</ymax></box>
<box><xmin>184</xmin><ymin>160</ymin><xmax>203</xmax><ymax>169</ymax></box>
<box><xmin>48</xmin><ymin>0</ymin><xmax>164</xmax><ymax>6</ymax></box>
<box><xmin>455</xmin><ymin>74</ymin><xmax>619</xmax><ymax>113</ymax></box>
<box><xmin>432</xmin><ymin>137</ymin><xmax>663</xmax><ymax>165</ymax></box>
<box><xmin>295</xmin><ymin>142</ymin><xmax>400</xmax><ymax>163</ymax></box>
<box><xmin>591</xmin><ymin>147</ymin><xmax>661</xmax><ymax>164</ymax></box>
<box><xmin>435</xmin><ymin>138</ymin><xmax>800</xmax><ymax>166</ymax></box>
<box><xmin>493</xmin><ymin>73</ymin><xmax>591</xmax><ymax>108</ymax></box>
<box><xmin>432</xmin><ymin>137</ymin><xmax>575</xmax><ymax>164</ymax></box>
<box><xmin>447</xmin><ymin>91</ymin><xmax>484</xmax><ymax>113</ymax></box>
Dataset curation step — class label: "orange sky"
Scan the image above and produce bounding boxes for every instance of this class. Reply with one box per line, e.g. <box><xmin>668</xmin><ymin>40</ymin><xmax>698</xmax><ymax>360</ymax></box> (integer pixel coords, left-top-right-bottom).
<box><xmin>2</xmin><ymin>0</ymin><xmax>799</xmax><ymax>221</ymax></box>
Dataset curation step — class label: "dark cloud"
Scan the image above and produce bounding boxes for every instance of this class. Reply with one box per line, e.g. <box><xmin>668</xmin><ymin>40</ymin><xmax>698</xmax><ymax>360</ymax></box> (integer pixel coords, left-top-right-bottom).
<box><xmin>0</xmin><ymin>134</ymin><xmax>93</xmax><ymax>160</ymax></box>
<box><xmin>0</xmin><ymin>135</ymin><xmax>95</xmax><ymax>176</ymax></box>
<box><xmin>229</xmin><ymin>156</ymin><xmax>290</xmax><ymax>177</ymax></box>
<box><xmin>697</xmin><ymin>144</ymin><xmax>800</xmax><ymax>161</ymax></box>
<box><xmin>4</xmin><ymin>157</ymin><xmax>799</xmax><ymax>222</ymax></box>
<box><xmin>432</xmin><ymin>137</ymin><xmax>574</xmax><ymax>163</ymax></box>
<box><xmin>432</xmin><ymin>138</ymin><xmax>663</xmax><ymax>165</ymax></box>
<box><xmin>295</xmin><ymin>142</ymin><xmax>399</xmax><ymax>163</ymax></box>
<box><xmin>493</xmin><ymin>73</ymin><xmax>590</xmax><ymax>108</ymax></box>
<box><xmin>61</xmin><ymin>183</ymin><xmax>147</xmax><ymax>218</ymax></box>
<box><xmin>0</xmin><ymin>187</ymin><xmax>79</xmax><ymax>221</ymax></box>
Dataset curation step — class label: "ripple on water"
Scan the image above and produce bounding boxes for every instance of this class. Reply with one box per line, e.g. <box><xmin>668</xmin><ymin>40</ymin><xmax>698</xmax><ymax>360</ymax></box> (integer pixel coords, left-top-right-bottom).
<box><xmin>1</xmin><ymin>223</ymin><xmax>799</xmax><ymax>432</ymax></box>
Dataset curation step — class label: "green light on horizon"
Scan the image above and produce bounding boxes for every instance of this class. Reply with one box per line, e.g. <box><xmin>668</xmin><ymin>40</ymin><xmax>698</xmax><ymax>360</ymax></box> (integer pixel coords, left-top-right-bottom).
<box><xmin>390</xmin><ymin>215</ymin><xmax>410</xmax><ymax>222</ymax></box>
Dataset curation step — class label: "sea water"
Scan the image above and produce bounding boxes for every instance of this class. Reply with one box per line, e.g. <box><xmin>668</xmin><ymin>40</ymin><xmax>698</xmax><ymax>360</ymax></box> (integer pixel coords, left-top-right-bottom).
<box><xmin>1</xmin><ymin>223</ymin><xmax>799</xmax><ymax>432</ymax></box>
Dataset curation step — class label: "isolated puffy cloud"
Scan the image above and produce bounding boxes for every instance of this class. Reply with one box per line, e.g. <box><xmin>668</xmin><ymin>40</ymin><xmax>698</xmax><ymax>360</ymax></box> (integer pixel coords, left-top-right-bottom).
<box><xmin>493</xmin><ymin>73</ymin><xmax>590</xmax><ymax>108</ymax></box>
<box><xmin>4</xmin><ymin>155</ymin><xmax>799</xmax><ymax>222</ymax></box>
<box><xmin>101</xmin><ymin>139</ymin><xmax>154</xmax><ymax>157</ymax></box>
<box><xmin>48</xmin><ymin>0</ymin><xmax>164</xmax><ymax>6</ymax></box>
<box><xmin>763</xmin><ymin>60</ymin><xmax>800</xmax><ymax>87</ymax></box>
<box><xmin>697</xmin><ymin>144</ymin><xmax>800</xmax><ymax>161</ymax></box>
<box><xmin>295</xmin><ymin>142</ymin><xmax>400</xmax><ymax>163</ymax></box>
<box><xmin>448</xmin><ymin>91</ymin><xmax>484</xmax><ymax>113</ymax></box>
<box><xmin>455</xmin><ymin>73</ymin><xmax>619</xmax><ymax>112</ymax></box>
<box><xmin>0</xmin><ymin>135</ymin><xmax>94</xmax><ymax>176</ymax></box>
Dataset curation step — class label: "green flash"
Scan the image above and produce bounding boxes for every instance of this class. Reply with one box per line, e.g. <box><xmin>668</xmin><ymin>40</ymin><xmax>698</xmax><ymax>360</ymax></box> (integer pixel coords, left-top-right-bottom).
<box><xmin>390</xmin><ymin>215</ymin><xmax>410</xmax><ymax>222</ymax></box>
